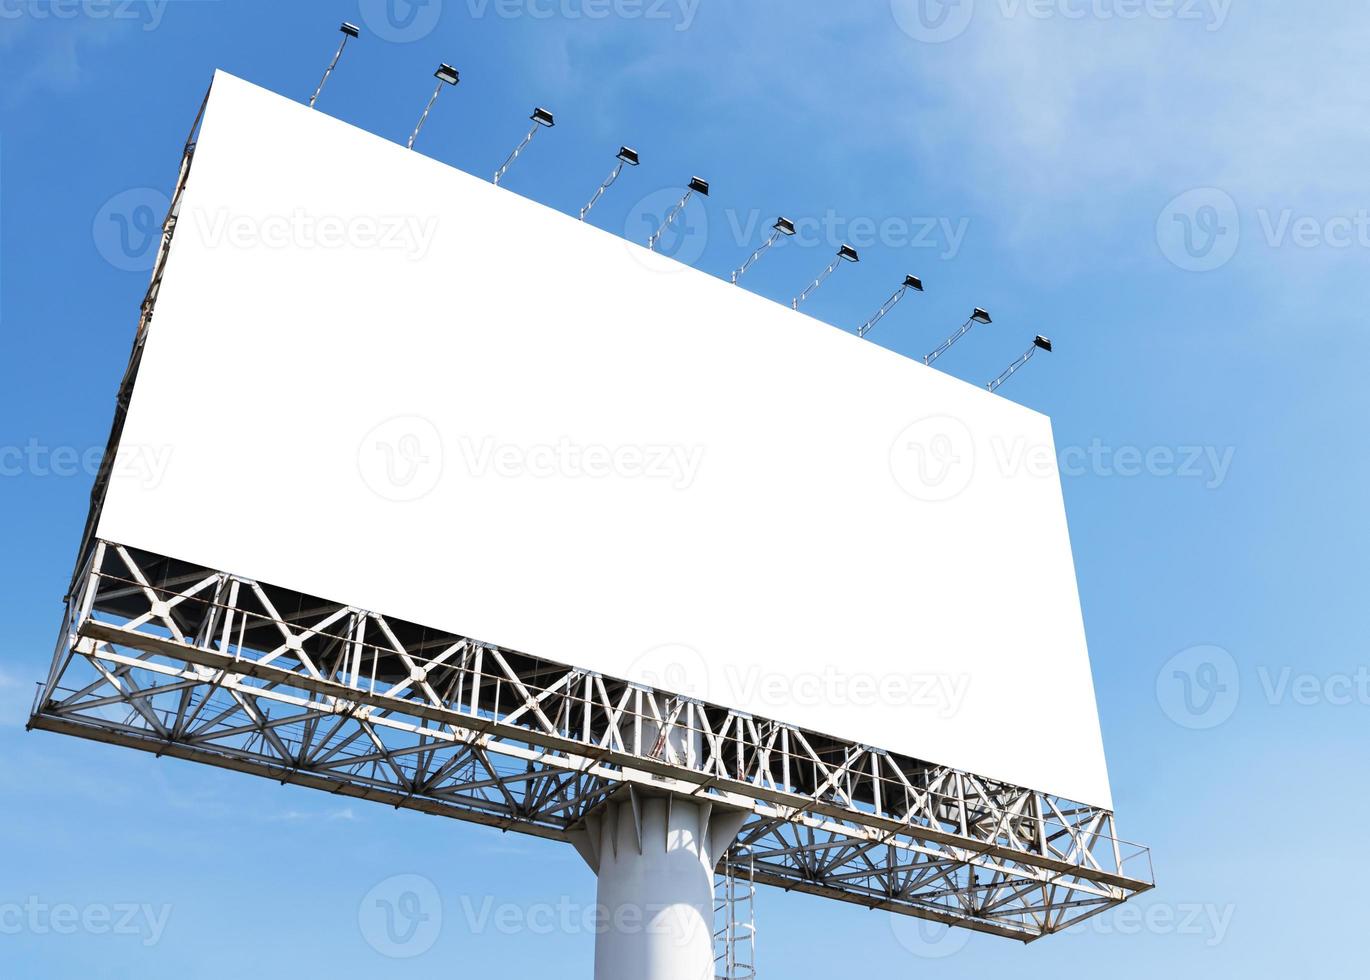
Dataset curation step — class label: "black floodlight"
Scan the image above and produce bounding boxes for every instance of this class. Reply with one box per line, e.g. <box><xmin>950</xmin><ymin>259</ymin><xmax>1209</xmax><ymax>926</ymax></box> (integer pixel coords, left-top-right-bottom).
<box><xmin>310</xmin><ymin>22</ymin><xmax>362</xmax><ymax>109</ymax></box>
<box><xmin>494</xmin><ymin>105</ymin><xmax>557</xmax><ymax>185</ymax></box>
<box><xmin>408</xmin><ymin>65</ymin><xmax>461</xmax><ymax>150</ymax></box>
<box><xmin>648</xmin><ymin>178</ymin><xmax>711</xmax><ymax>251</ymax></box>
<box><xmin>581</xmin><ymin>147</ymin><xmax>641</xmax><ymax>221</ymax></box>
<box><xmin>857</xmin><ymin>273</ymin><xmax>926</xmax><ymax>339</ymax></box>
<box><xmin>733</xmin><ymin>216</ymin><xmax>799</xmax><ymax>285</ymax></box>
<box><xmin>793</xmin><ymin>244</ymin><xmax>860</xmax><ymax>309</ymax></box>
<box><xmin>926</xmin><ymin>307</ymin><xmax>991</xmax><ymax>366</ymax></box>
<box><xmin>988</xmin><ymin>335</ymin><xmax>1054</xmax><ymax>392</ymax></box>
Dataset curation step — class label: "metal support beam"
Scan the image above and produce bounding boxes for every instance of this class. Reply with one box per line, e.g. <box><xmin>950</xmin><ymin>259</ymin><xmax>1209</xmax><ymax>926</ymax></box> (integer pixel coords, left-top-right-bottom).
<box><xmin>30</xmin><ymin>541</ymin><xmax>1152</xmax><ymax>943</ymax></box>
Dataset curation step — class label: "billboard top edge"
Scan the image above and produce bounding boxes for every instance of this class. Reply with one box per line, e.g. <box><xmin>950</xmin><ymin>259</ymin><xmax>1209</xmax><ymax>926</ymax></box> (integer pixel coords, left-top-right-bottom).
<box><xmin>202</xmin><ymin>69</ymin><xmax>1054</xmax><ymax>427</ymax></box>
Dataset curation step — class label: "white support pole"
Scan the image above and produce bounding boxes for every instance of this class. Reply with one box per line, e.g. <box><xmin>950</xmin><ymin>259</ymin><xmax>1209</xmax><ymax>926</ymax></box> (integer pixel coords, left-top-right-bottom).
<box><xmin>574</xmin><ymin>790</ymin><xmax>748</xmax><ymax>980</ymax></box>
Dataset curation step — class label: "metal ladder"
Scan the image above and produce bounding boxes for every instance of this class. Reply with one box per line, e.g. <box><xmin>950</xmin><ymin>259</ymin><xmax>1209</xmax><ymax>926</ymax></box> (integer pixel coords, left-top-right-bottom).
<box><xmin>714</xmin><ymin>847</ymin><xmax>757</xmax><ymax>980</ymax></box>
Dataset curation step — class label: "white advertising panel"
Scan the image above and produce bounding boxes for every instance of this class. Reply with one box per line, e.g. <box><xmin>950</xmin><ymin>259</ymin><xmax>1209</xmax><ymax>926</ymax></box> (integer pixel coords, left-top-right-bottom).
<box><xmin>99</xmin><ymin>72</ymin><xmax>1113</xmax><ymax>808</ymax></box>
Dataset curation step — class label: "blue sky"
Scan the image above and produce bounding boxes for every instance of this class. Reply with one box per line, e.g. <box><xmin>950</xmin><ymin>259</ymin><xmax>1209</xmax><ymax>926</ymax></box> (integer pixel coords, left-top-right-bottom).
<box><xmin>2</xmin><ymin>0</ymin><xmax>1367</xmax><ymax>975</ymax></box>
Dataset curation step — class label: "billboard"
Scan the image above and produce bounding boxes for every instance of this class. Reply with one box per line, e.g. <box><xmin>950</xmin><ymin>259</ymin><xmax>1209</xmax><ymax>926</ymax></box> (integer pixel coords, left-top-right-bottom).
<box><xmin>99</xmin><ymin>72</ymin><xmax>1112</xmax><ymax>809</ymax></box>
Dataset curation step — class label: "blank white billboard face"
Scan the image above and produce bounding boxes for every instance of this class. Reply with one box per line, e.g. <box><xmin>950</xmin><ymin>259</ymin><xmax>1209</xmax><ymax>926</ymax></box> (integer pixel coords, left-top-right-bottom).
<box><xmin>100</xmin><ymin>72</ymin><xmax>1112</xmax><ymax>809</ymax></box>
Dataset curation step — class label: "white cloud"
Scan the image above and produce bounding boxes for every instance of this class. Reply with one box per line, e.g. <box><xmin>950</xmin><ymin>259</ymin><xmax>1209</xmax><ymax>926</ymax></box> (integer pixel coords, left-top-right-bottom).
<box><xmin>538</xmin><ymin>2</ymin><xmax>1370</xmax><ymax>282</ymax></box>
<box><xmin>881</xmin><ymin>4</ymin><xmax>1370</xmax><ymax>222</ymax></box>
<box><xmin>0</xmin><ymin>11</ymin><xmax>146</xmax><ymax>104</ymax></box>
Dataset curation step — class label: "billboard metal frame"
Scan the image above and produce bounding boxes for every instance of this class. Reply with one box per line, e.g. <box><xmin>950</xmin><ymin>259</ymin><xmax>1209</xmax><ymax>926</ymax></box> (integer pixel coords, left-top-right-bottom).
<box><xmin>31</xmin><ymin>541</ymin><xmax>1152</xmax><ymax>943</ymax></box>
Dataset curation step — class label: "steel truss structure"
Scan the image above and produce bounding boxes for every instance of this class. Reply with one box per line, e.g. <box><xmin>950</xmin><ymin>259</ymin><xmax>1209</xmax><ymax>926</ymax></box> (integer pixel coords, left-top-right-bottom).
<box><xmin>32</xmin><ymin>542</ymin><xmax>1153</xmax><ymax>943</ymax></box>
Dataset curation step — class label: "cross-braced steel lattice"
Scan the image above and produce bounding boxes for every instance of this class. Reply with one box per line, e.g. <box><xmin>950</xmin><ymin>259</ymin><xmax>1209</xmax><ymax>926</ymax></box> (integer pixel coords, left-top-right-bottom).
<box><xmin>31</xmin><ymin>541</ymin><xmax>1152</xmax><ymax>943</ymax></box>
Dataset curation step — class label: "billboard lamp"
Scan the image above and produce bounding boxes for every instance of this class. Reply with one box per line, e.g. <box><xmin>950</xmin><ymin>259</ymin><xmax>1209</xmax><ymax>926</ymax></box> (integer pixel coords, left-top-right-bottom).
<box><xmin>647</xmin><ymin>177</ymin><xmax>710</xmax><ymax>251</ymax></box>
<box><xmin>309</xmin><ymin>22</ymin><xmax>360</xmax><ymax>110</ymax></box>
<box><xmin>579</xmin><ymin>146</ymin><xmax>640</xmax><ymax>221</ymax></box>
<box><xmin>925</xmin><ymin>307</ymin><xmax>991</xmax><ymax>366</ymax></box>
<box><xmin>408</xmin><ymin>64</ymin><xmax>460</xmax><ymax>151</ymax></box>
<box><xmin>731</xmin><ymin>217</ymin><xmax>797</xmax><ymax>285</ymax></box>
<box><xmin>987</xmin><ymin>335</ymin><xmax>1053</xmax><ymax>392</ymax></box>
<box><xmin>792</xmin><ymin>244</ymin><xmax>859</xmax><ymax>310</ymax></box>
<box><xmin>493</xmin><ymin>107</ymin><xmax>555</xmax><ymax>186</ymax></box>
<box><xmin>856</xmin><ymin>274</ymin><xmax>923</xmax><ymax>339</ymax></box>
